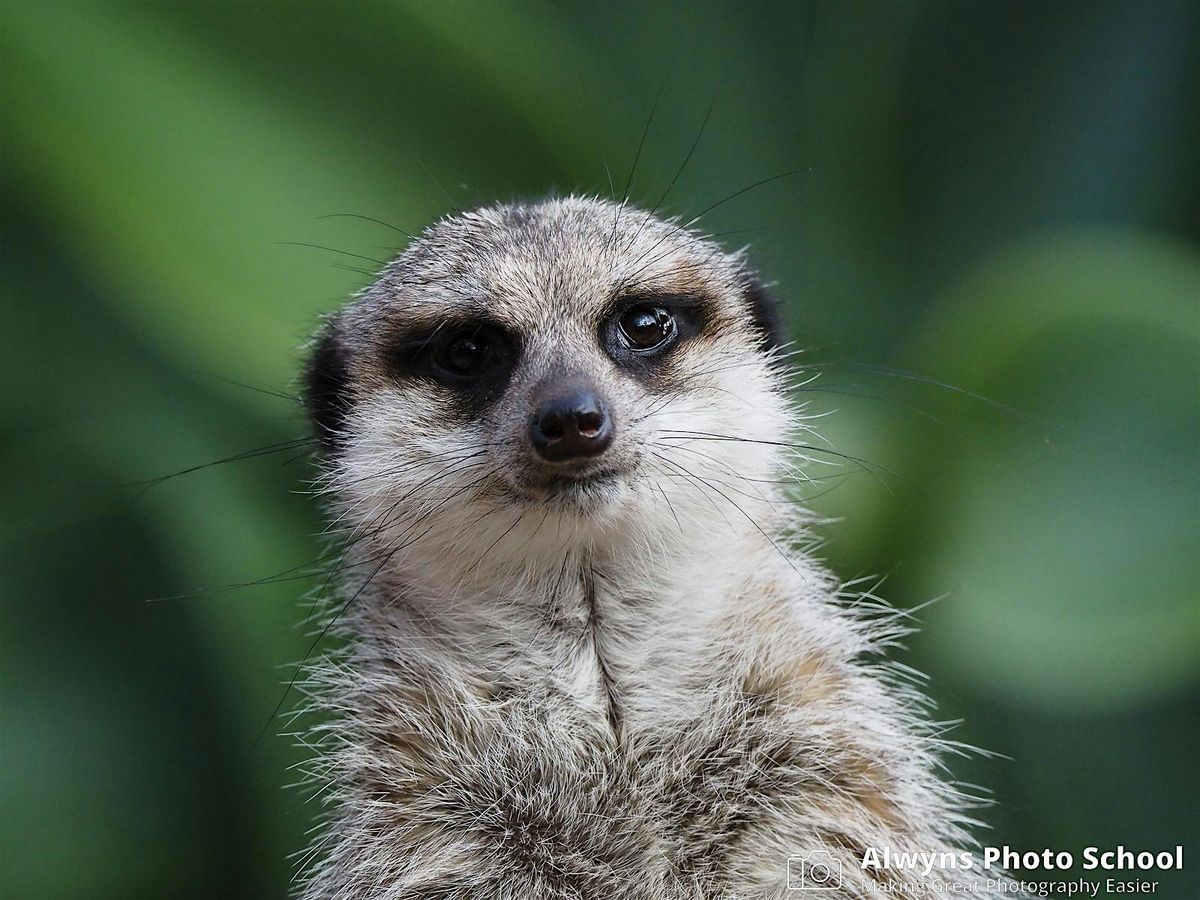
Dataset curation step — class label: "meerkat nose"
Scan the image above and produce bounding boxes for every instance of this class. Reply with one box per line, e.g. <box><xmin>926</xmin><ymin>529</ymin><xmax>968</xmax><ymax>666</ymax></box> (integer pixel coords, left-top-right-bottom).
<box><xmin>530</xmin><ymin>389</ymin><xmax>613</xmax><ymax>462</ymax></box>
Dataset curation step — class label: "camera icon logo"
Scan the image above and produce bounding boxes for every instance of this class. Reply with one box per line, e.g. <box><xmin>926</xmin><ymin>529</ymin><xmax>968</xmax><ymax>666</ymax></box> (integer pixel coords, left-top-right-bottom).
<box><xmin>787</xmin><ymin>851</ymin><xmax>843</xmax><ymax>891</ymax></box>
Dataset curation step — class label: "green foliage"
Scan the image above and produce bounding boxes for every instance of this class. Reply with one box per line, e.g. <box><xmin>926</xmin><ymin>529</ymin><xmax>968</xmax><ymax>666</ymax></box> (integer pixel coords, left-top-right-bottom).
<box><xmin>1</xmin><ymin>2</ymin><xmax>1196</xmax><ymax>897</ymax></box>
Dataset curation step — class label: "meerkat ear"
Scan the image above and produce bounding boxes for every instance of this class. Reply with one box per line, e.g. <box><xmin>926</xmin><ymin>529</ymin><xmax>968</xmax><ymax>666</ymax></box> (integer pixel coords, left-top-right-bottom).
<box><xmin>305</xmin><ymin>320</ymin><xmax>352</xmax><ymax>454</ymax></box>
<box><xmin>741</xmin><ymin>275</ymin><xmax>786</xmax><ymax>352</ymax></box>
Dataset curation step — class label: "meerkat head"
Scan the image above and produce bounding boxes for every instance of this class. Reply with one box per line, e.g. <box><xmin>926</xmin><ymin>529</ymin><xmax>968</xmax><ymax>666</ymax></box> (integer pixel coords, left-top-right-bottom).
<box><xmin>306</xmin><ymin>196</ymin><xmax>792</xmax><ymax>583</ymax></box>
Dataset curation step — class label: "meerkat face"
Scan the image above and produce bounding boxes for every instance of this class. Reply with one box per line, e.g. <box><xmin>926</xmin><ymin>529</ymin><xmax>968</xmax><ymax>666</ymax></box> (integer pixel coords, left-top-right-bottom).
<box><xmin>306</xmin><ymin>196</ymin><xmax>791</xmax><ymax>571</ymax></box>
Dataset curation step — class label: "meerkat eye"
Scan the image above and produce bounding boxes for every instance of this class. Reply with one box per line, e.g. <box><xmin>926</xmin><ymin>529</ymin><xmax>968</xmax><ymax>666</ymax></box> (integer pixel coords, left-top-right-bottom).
<box><xmin>388</xmin><ymin>321</ymin><xmax>514</xmax><ymax>391</ymax></box>
<box><xmin>431</xmin><ymin>331</ymin><xmax>493</xmax><ymax>378</ymax></box>
<box><xmin>618</xmin><ymin>305</ymin><xmax>676</xmax><ymax>351</ymax></box>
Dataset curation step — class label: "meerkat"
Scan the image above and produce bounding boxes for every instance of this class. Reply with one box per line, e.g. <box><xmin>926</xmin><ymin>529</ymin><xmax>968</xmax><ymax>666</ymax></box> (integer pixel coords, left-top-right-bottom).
<box><xmin>295</xmin><ymin>196</ymin><xmax>1008</xmax><ymax>898</ymax></box>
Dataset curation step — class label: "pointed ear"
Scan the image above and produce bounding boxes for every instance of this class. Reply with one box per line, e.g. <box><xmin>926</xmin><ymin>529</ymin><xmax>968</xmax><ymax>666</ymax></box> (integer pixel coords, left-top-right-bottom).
<box><xmin>741</xmin><ymin>275</ymin><xmax>786</xmax><ymax>352</ymax></box>
<box><xmin>304</xmin><ymin>320</ymin><xmax>352</xmax><ymax>454</ymax></box>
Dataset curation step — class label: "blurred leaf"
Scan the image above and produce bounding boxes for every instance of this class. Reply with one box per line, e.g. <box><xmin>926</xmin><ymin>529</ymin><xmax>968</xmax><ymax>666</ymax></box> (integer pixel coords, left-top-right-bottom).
<box><xmin>901</xmin><ymin>228</ymin><xmax>1200</xmax><ymax>710</ymax></box>
<box><xmin>1</xmin><ymin>2</ymin><xmax>429</xmax><ymax>391</ymax></box>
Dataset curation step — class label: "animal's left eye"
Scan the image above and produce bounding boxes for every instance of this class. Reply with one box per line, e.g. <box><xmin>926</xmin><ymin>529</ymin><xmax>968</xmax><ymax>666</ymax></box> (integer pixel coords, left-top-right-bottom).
<box><xmin>618</xmin><ymin>305</ymin><xmax>676</xmax><ymax>351</ymax></box>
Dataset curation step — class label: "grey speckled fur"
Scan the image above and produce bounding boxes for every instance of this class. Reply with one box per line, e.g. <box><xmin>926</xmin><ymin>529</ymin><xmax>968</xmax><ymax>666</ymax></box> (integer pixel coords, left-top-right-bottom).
<box><xmin>294</xmin><ymin>197</ymin><xmax>1012</xmax><ymax>899</ymax></box>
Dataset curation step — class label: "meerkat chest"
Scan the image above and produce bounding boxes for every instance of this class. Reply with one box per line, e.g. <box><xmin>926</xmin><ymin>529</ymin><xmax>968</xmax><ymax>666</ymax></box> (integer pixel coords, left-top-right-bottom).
<box><xmin>553</xmin><ymin>568</ymin><xmax>745</xmax><ymax>733</ymax></box>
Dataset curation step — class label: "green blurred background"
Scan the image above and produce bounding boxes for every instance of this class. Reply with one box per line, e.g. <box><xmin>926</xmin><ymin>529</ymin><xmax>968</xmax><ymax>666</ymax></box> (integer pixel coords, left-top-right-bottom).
<box><xmin>2</xmin><ymin>1</ymin><xmax>1197</xmax><ymax>897</ymax></box>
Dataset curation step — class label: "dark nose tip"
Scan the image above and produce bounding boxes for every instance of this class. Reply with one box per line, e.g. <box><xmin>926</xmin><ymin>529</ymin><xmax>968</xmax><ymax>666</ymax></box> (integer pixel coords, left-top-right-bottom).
<box><xmin>530</xmin><ymin>390</ymin><xmax>613</xmax><ymax>462</ymax></box>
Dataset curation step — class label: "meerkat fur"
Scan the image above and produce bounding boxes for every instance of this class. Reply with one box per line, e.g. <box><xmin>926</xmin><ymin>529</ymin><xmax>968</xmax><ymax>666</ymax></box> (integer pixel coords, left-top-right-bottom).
<box><xmin>293</xmin><ymin>196</ymin><xmax>1011</xmax><ymax>899</ymax></box>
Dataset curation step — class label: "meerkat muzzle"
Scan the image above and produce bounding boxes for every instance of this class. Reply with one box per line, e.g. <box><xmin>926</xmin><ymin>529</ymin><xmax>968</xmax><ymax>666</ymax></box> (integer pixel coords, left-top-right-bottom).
<box><xmin>529</xmin><ymin>388</ymin><xmax>613</xmax><ymax>463</ymax></box>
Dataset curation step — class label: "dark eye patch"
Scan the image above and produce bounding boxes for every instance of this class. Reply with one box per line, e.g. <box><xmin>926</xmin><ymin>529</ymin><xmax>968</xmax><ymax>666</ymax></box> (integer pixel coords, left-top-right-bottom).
<box><xmin>385</xmin><ymin>317</ymin><xmax>518</xmax><ymax>411</ymax></box>
<box><xmin>599</xmin><ymin>292</ymin><xmax>714</xmax><ymax>379</ymax></box>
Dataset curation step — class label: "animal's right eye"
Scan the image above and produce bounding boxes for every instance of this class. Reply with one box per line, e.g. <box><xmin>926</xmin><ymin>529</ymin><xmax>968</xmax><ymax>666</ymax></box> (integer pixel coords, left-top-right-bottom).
<box><xmin>431</xmin><ymin>332</ymin><xmax>494</xmax><ymax>379</ymax></box>
<box><xmin>390</xmin><ymin>321</ymin><xmax>513</xmax><ymax>388</ymax></box>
